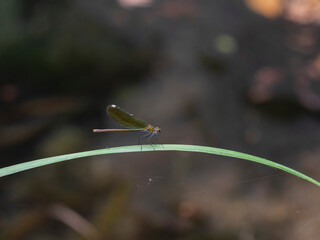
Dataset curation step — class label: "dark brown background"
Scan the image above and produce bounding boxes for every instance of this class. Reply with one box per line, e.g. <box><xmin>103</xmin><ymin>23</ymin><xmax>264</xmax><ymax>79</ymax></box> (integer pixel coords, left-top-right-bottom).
<box><xmin>1</xmin><ymin>0</ymin><xmax>320</xmax><ymax>239</ymax></box>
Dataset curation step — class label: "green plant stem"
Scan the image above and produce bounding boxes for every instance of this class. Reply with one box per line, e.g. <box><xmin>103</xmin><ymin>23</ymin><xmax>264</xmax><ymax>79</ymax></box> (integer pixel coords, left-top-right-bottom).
<box><xmin>0</xmin><ymin>144</ymin><xmax>319</xmax><ymax>187</ymax></box>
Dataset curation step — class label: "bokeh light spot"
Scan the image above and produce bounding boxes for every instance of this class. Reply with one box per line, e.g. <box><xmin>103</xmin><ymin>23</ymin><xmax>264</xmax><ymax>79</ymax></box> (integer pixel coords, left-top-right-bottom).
<box><xmin>245</xmin><ymin>0</ymin><xmax>283</xmax><ymax>19</ymax></box>
<box><xmin>117</xmin><ymin>0</ymin><xmax>153</xmax><ymax>8</ymax></box>
<box><xmin>214</xmin><ymin>34</ymin><xmax>238</xmax><ymax>54</ymax></box>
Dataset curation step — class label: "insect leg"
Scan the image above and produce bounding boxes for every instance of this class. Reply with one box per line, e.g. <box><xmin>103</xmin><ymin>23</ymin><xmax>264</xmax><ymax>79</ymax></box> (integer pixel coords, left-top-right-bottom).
<box><xmin>147</xmin><ymin>133</ymin><xmax>156</xmax><ymax>150</ymax></box>
<box><xmin>151</xmin><ymin>133</ymin><xmax>163</xmax><ymax>149</ymax></box>
<box><xmin>139</xmin><ymin>132</ymin><xmax>151</xmax><ymax>150</ymax></box>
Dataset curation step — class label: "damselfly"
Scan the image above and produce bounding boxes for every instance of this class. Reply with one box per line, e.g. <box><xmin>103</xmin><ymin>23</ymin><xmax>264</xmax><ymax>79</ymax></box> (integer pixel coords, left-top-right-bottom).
<box><xmin>93</xmin><ymin>104</ymin><xmax>161</xmax><ymax>145</ymax></box>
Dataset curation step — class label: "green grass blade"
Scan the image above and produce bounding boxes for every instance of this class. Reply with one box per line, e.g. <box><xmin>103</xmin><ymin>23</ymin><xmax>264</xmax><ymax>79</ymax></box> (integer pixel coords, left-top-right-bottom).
<box><xmin>0</xmin><ymin>144</ymin><xmax>319</xmax><ymax>187</ymax></box>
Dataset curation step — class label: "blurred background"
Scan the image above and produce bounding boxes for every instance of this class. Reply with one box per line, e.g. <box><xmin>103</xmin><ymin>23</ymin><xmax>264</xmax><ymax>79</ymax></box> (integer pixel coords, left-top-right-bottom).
<box><xmin>1</xmin><ymin>0</ymin><xmax>320</xmax><ymax>239</ymax></box>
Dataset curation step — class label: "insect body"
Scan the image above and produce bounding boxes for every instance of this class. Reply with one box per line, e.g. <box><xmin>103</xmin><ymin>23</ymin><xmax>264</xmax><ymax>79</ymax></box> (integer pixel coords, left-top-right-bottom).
<box><xmin>93</xmin><ymin>104</ymin><xmax>161</xmax><ymax>143</ymax></box>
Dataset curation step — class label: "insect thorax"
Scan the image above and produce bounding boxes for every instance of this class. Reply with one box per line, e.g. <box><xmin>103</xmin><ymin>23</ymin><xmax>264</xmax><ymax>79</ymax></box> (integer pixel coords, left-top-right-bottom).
<box><xmin>146</xmin><ymin>124</ymin><xmax>161</xmax><ymax>133</ymax></box>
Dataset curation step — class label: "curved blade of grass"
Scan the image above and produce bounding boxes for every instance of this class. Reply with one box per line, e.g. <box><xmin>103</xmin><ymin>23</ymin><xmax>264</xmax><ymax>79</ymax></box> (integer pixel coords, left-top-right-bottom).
<box><xmin>0</xmin><ymin>144</ymin><xmax>319</xmax><ymax>187</ymax></box>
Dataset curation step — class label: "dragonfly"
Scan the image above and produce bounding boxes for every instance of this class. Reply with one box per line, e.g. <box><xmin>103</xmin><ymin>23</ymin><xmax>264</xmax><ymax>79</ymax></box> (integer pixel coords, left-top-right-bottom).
<box><xmin>93</xmin><ymin>104</ymin><xmax>161</xmax><ymax>145</ymax></box>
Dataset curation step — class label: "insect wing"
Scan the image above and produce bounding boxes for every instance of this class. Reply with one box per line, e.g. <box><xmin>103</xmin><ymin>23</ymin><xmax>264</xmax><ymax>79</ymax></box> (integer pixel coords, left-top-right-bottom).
<box><xmin>107</xmin><ymin>104</ymin><xmax>148</xmax><ymax>129</ymax></box>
